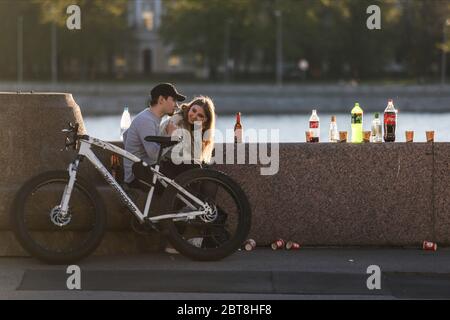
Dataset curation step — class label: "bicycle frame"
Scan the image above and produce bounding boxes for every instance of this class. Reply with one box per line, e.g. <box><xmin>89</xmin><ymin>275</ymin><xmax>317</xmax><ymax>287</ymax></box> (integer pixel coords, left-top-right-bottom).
<box><xmin>59</xmin><ymin>136</ymin><xmax>209</xmax><ymax>224</ymax></box>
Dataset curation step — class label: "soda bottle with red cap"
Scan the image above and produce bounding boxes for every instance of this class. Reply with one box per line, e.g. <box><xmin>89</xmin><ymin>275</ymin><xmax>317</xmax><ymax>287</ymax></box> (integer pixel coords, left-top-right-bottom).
<box><xmin>309</xmin><ymin>109</ymin><xmax>320</xmax><ymax>143</ymax></box>
<box><xmin>383</xmin><ymin>99</ymin><xmax>397</xmax><ymax>142</ymax></box>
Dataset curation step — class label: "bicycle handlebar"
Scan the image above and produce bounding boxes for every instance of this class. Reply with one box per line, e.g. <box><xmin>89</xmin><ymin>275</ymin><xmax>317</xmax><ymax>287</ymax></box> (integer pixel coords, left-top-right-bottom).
<box><xmin>61</xmin><ymin>122</ymin><xmax>89</xmax><ymax>151</ymax></box>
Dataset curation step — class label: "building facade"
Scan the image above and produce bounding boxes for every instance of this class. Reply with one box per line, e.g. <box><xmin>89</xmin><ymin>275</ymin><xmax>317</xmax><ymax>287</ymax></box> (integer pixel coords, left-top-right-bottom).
<box><xmin>126</xmin><ymin>0</ymin><xmax>190</xmax><ymax>75</ymax></box>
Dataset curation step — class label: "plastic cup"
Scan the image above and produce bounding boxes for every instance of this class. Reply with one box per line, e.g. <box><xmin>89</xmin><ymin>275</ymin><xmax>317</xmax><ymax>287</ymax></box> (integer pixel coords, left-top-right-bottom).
<box><xmin>339</xmin><ymin>131</ymin><xmax>348</xmax><ymax>143</ymax></box>
<box><xmin>363</xmin><ymin>131</ymin><xmax>371</xmax><ymax>143</ymax></box>
<box><xmin>405</xmin><ymin>131</ymin><xmax>414</xmax><ymax>143</ymax></box>
<box><xmin>305</xmin><ymin>130</ymin><xmax>311</xmax><ymax>143</ymax></box>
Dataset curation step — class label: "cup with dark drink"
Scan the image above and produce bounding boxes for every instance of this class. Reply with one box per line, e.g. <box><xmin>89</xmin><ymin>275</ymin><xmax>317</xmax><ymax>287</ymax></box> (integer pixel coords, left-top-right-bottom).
<box><xmin>363</xmin><ymin>131</ymin><xmax>371</xmax><ymax>143</ymax></box>
<box><xmin>305</xmin><ymin>130</ymin><xmax>312</xmax><ymax>143</ymax></box>
<box><xmin>339</xmin><ymin>131</ymin><xmax>348</xmax><ymax>143</ymax></box>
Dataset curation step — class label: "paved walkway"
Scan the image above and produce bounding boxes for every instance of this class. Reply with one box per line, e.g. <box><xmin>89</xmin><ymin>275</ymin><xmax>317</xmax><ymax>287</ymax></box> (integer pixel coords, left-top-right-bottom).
<box><xmin>1</xmin><ymin>248</ymin><xmax>449</xmax><ymax>299</ymax></box>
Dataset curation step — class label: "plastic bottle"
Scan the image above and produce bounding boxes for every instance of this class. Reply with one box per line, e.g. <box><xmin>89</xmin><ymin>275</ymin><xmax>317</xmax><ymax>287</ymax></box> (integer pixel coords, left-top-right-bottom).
<box><xmin>329</xmin><ymin>115</ymin><xmax>338</xmax><ymax>143</ymax></box>
<box><xmin>351</xmin><ymin>103</ymin><xmax>363</xmax><ymax>143</ymax></box>
<box><xmin>371</xmin><ymin>113</ymin><xmax>382</xmax><ymax>143</ymax></box>
<box><xmin>120</xmin><ymin>106</ymin><xmax>131</xmax><ymax>141</ymax></box>
<box><xmin>383</xmin><ymin>99</ymin><xmax>397</xmax><ymax>142</ymax></box>
<box><xmin>309</xmin><ymin>109</ymin><xmax>320</xmax><ymax>143</ymax></box>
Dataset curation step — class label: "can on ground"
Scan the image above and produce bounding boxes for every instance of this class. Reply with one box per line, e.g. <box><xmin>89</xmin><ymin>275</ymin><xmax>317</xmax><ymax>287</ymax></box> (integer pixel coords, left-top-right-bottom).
<box><xmin>271</xmin><ymin>239</ymin><xmax>285</xmax><ymax>250</ymax></box>
<box><xmin>244</xmin><ymin>239</ymin><xmax>256</xmax><ymax>251</ymax></box>
<box><xmin>423</xmin><ymin>241</ymin><xmax>437</xmax><ymax>251</ymax></box>
<box><xmin>286</xmin><ymin>241</ymin><xmax>300</xmax><ymax>250</ymax></box>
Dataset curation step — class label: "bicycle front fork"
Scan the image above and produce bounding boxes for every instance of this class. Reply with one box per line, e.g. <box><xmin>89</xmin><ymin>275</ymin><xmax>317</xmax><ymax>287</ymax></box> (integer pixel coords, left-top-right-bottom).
<box><xmin>59</xmin><ymin>157</ymin><xmax>82</xmax><ymax>217</ymax></box>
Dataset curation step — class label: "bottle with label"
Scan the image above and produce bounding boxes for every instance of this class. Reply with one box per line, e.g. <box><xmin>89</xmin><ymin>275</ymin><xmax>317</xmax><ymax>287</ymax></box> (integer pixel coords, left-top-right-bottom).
<box><xmin>351</xmin><ymin>103</ymin><xmax>363</xmax><ymax>143</ymax></box>
<box><xmin>371</xmin><ymin>112</ymin><xmax>382</xmax><ymax>143</ymax></box>
<box><xmin>234</xmin><ymin>112</ymin><xmax>243</xmax><ymax>143</ymax></box>
<box><xmin>120</xmin><ymin>106</ymin><xmax>131</xmax><ymax>141</ymax></box>
<box><xmin>329</xmin><ymin>115</ymin><xmax>338</xmax><ymax>143</ymax></box>
<box><xmin>110</xmin><ymin>154</ymin><xmax>122</xmax><ymax>181</ymax></box>
<box><xmin>383</xmin><ymin>99</ymin><xmax>397</xmax><ymax>142</ymax></box>
<box><xmin>309</xmin><ymin>109</ymin><xmax>320</xmax><ymax>143</ymax></box>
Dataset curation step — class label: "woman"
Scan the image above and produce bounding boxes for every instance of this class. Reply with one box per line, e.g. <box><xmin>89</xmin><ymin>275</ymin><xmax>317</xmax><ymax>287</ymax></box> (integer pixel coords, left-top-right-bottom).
<box><xmin>159</xmin><ymin>96</ymin><xmax>218</xmax><ymax>254</ymax></box>
<box><xmin>160</xmin><ymin>96</ymin><xmax>216</xmax><ymax>170</ymax></box>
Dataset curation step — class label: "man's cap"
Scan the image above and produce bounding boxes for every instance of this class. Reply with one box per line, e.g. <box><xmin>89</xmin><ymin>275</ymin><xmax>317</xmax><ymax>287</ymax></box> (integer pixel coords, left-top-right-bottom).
<box><xmin>151</xmin><ymin>83</ymin><xmax>186</xmax><ymax>102</ymax></box>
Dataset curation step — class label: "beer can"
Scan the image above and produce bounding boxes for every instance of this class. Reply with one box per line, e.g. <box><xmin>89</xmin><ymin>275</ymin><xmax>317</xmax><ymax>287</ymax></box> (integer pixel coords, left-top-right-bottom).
<box><xmin>271</xmin><ymin>239</ymin><xmax>285</xmax><ymax>250</ymax></box>
<box><xmin>423</xmin><ymin>241</ymin><xmax>437</xmax><ymax>251</ymax></box>
<box><xmin>244</xmin><ymin>239</ymin><xmax>256</xmax><ymax>251</ymax></box>
<box><xmin>286</xmin><ymin>241</ymin><xmax>300</xmax><ymax>250</ymax></box>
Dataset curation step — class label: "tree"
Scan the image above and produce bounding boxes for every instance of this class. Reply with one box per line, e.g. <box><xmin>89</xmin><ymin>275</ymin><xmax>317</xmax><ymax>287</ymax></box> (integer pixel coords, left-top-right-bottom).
<box><xmin>396</xmin><ymin>0</ymin><xmax>450</xmax><ymax>80</ymax></box>
<box><xmin>0</xmin><ymin>0</ymin><xmax>132</xmax><ymax>81</ymax></box>
<box><xmin>160</xmin><ymin>0</ymin><xmax>281</xmax><ymax>80</ymax></box>
<box><xmin>159</xmin><ymin>0</ymin><xmax>402</xmax><ymax>81</ymax></box>
<box><xmin>0</xmin><ymin>1</ymin><xmax>44</xmax><ymax>80</ymax></box>
<box><xmin>34</xmin><ymin>0</ymin><xmax>132</xmax><ymax>80</ymax></box>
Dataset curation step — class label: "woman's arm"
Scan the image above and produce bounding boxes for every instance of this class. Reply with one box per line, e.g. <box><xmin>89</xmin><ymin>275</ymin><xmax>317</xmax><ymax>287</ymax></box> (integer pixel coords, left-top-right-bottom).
<box><xmin>166</xmin><ymin>121</ymin><xmax>177</xmax><ymax>136</ymax></box>
<box><xmin>160</xmin><ymin>114</ymin><xmax>185</xmax><ymax>139</ymax></box>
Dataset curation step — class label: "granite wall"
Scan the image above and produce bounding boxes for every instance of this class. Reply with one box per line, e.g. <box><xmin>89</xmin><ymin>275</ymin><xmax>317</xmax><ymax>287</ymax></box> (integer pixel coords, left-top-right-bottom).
<box><xmin>1</xmin><ymin>92</ymin><xmax>449</xmax><ymax>257</ymax></box>
<box><xmin>85</xmin><ymin>142</ymin><xmax>444</xmax><ymax>249</ymax></box>
<box><xmin>0</xmin><ymin>92</ymin><xmax>159</xmax><ymax>256</ymax></box>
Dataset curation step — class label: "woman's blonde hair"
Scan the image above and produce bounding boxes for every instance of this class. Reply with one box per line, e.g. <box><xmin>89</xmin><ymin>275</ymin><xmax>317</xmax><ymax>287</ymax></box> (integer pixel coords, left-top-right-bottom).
<box><xmin>177</xmin><ymin>96</ymin><xmax>216</xmax><ymax>163</ymax></box>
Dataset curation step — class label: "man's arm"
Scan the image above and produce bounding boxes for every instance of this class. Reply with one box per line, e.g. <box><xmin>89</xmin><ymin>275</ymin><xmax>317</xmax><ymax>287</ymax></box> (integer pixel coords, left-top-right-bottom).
<box><xmin>135</xmin><ymin>117</ymin><xmax>161</xmax><ymax>164</ymax></box>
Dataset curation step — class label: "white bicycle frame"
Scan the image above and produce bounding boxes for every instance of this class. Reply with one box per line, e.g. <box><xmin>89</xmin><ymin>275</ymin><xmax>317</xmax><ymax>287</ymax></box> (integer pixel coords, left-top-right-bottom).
<box><xmin>59</xmin><ymin>136</ymin><xmax>210</xmax><ymax>224</ymax></box>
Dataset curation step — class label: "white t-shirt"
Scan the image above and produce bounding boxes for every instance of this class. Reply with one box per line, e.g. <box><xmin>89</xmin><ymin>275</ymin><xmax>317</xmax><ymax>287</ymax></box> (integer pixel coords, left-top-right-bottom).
<box><xmin>160</xmin><ymin>113</ymin><xmax>202</xmax><ymax>164</ymax></box>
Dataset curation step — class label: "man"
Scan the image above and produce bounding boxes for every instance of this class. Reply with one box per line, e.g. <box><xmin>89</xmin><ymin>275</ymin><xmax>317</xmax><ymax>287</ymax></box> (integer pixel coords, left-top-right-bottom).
<box><xmin>123</xmin><ymin>83</ymin><xmax>186</xmax><ymax>190</ymax></box>
<box><xmin>123</xmin><ymin>83</ymin><xmax>225</xmax><ymax>253</ymax></box>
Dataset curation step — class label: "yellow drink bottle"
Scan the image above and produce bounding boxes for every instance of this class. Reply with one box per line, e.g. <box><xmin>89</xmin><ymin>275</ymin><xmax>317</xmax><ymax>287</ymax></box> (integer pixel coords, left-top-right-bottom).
<box><xmin>351</xmin><ymin>103</ymin><xmax>363</xmax><ymax>143</ymax></box>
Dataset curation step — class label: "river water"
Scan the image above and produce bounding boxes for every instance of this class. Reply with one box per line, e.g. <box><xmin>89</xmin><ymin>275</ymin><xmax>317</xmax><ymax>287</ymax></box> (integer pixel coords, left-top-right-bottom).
<box><xmin>84</xmin><ymin>113</ymin><xmax>450</xmax><ymax>143</ymax></box>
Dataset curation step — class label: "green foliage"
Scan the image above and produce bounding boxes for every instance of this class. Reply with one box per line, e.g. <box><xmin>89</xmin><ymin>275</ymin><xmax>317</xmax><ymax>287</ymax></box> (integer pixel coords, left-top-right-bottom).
<box><xmin>160</xmin><ymin>0</ymin><xmax>450</xmax><ymax>81</ymax></box>
<box><xmin>0</xmin><ymin>0</ymin><xmax>131</xmax><ymax>80</ymax></box>
<box><xmin>1</xmin><ymin>0</ymin><xmax>450</xmax><ymax>81</ymax></box>
<box><xmin>160</xmin><ymin>0</ymin><xmax>274</xmax><ymax>79</ymax></box>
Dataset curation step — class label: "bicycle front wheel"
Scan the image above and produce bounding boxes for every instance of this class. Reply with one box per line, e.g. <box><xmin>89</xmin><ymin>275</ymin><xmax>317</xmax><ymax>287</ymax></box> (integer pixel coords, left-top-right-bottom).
<box><xmin>160</xmin><ymin>168</ymin><xmax>252</xmax><ymax>261</ymax></box>
<box><xmin>10</xmin><ymin>170</ymin><xmax>107</xmax><ymax>264</ymax></box>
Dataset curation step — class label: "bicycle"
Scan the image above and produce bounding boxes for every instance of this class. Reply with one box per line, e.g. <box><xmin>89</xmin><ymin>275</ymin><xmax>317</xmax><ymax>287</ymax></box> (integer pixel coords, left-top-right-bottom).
<box><xmin>10</xmin><ymin>123</ymin><xmax>251</xmax><ymax>264</ymax></box>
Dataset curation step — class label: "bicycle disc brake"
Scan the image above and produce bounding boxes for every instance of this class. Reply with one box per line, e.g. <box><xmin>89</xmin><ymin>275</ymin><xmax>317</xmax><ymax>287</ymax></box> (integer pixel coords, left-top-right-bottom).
<box><xmin>200</xmin><ymin>202</ymin><xmax>218</xmax><ymax>223</ymax></box>
<box><xmin>50</xmin><ymin>206</ymin><xmax>72</xmax><ymax>227</ymax></box>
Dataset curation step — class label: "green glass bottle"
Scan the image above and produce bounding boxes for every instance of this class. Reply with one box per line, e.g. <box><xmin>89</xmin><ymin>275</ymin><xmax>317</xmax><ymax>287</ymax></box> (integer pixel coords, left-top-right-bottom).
<box><xmin>351</xmin><ymin>103</ymin><xmax>363</xmax><ymax>143</ymax></box>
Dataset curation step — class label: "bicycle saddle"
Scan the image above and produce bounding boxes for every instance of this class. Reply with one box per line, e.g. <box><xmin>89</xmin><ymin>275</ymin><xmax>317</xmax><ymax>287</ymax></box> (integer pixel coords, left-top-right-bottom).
<box><xmin>144</xmin><ymin>136</ymin><xmax>182</xmax><ymax>148</ymax></box>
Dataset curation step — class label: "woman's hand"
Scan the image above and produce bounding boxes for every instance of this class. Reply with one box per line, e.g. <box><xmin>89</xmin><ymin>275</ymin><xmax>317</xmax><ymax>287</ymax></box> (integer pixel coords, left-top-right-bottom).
<box><xmin>166</xmin><ymin>121</ymin><xmax>177</xmax><ymax>136</ymax></box>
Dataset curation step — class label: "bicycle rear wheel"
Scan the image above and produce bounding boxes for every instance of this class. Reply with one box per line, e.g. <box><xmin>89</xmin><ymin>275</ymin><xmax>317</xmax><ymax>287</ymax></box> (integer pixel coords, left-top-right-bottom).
<box><xmin>10</xmin><ymin>170</ymin><xmax>107</xmax><ymax>264</ymax></box>
<box><xmin>160</xmin><ymin>168</ymin><xmax>251</xmax><ymax>261</ymax></box>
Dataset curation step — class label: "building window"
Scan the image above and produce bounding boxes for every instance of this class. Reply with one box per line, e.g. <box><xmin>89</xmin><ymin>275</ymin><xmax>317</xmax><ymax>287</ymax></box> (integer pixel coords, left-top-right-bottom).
<box><xmin>168</xmin><ymin>56</ymin><xmax>181</xmax><ymax>68</ymax></box>
<box><xmin>142</xmin><ymin>10</ymin><xmax>154</xmax><ymax>31</ymax></box>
